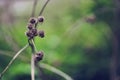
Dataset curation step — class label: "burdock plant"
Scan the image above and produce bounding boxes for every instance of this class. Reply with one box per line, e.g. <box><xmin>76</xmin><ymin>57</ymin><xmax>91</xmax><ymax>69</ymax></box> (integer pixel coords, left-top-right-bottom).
<box><xmin>0</xmin><ymin>0</ymin><xmax>73</xmax><ymax>80</ymax></box>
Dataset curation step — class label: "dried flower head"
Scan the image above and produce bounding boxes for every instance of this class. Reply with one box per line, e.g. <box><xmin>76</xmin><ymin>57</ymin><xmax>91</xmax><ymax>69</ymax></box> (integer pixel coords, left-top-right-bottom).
<box><xmin>34</xmin><ymin>51</ymin><xmax>44</xmax><ymax>62</ymax></box>
<box><xmin>38</xmin><ymin>30</ymin><xmax>45</xmax><ymax>38</ymax></box>
<box><xmin>29</xmin><ymin>17</ymin><xmax>37</xmax><ymax>24</ymax></box>
<box><xmin>27</xmin><ymin>23</ymin><xmax>33</xmax><ymax>30</ymax></box>
<box><xmin>32</xmin><ymin>28</ymin><xmax>38</xmax><ymax>36</ymax></box>
<box><xmin>25</xmin><ymin>30</ymin><xmax>34</xmax><ymax>39</ymax></box>
<box><xmin>38</xmin><ymin>16</ymin><xmax>44</xmax><ymax>23</ymax></box>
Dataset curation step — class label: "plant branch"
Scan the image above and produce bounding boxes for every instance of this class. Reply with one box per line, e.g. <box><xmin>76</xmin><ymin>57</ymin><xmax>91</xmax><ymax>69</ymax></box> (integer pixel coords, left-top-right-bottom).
<box><xmin>31</xmin><ymin>0</ymin><xmax>39</xmax><ymax>17</ymax></box>
<box><xmin>31</xmin><ymin>39</ymin><xmax>38</xmax><ymax>52</ymax></box>
<box><xmin>0</xmin><ymin>50</ymin><xmax>29</xmax><ymax>62</ymax></box>
<box><xmin>39</xmin><ymin>0</ymin><xmax>50</xmax><ymax>16</ymax></box>
<box><xmin>0</xmin><ymin>44</ymin><xmax>29</xmax><ymax>79</ymax></box>
<box><xmin>35</xmin><ymin>0</ymin><xmax>50</xmax><ymax>28</ymax></box>
<box><xmin>30</xmin><ymin>39</ymin><xmax>38</xmax><ymax>80</ymax></box>
<box><xmin>31</xmin><ymin>54</ymin><xmax>35</xmax><ymax>80</ymax></box>
<box><xmin>28</xmin><ymin>39</ymin><xmax>35</xmax><ymax>53</ymax></box>
<box><xmin>39</xmin><ymin>63</ymin><xmax>74</xmax><ymax>80</ymax></box>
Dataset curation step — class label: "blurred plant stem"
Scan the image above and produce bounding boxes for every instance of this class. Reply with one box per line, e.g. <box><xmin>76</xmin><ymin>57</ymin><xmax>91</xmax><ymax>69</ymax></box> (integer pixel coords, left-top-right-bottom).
<box><xmin>0</xmin><ymin>44</ymin><xmax>29</xmax><ymax>79</ymax></box>
<box><xmin>0</xmin><ymin>50</ymin><xmax>29</xmax><ymax>62</ymax></box>
<box><xmin>31</xmin><ymin>54</ymin><xmax>35</xmax><ymax>80</ymax></box>
<box><xmin>110</xmin><ymin>0</ymin><xmax>120</xmax><ymax>80</ymax></box>
<box><xmin>39</xmin><ymin>0</ymin><xmax>50</xmax><ymax>16</ymax></box>
<box><xmin>31</xmin><ymin>0</ymin><xmax>38</xmax><ymax>17</ymax></box>
<box><xmin>39</xmin><ymin>63</ymin><xmax>74</xmax><ymax>80</ymax></box>
<box><xmin>30</xmin><ymin>39</ymin><xmax>38</xmax><ymax>80</ymax></box>
<box><xmin>35</xmin><ymin>0</ymin><xmax>50</xmax><ymax>28</ymax></box>
<box><xmin>30</xmin><ymin>0</ymin><xmax>50</xmax><ymax>80</ymax></box>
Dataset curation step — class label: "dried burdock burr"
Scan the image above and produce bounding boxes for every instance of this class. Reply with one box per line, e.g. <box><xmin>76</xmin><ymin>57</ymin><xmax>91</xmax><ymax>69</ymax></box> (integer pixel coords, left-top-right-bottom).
<box><xmin>29</xmin><ymin>17</ymin><xmax>37</xmax><ymax>24</ymax></box>
<box><xmin>38</xmin><ymin>30</ymin><xmax>45</xmax><ymax>38</ymax></box>
<box><xmin>27</xmin><ymin>23</ymin><xmax>33</xmax><ymax>30</ymax></box>
<box><xmin>34</xmin><ymin>51</ymin><xmax>44</xmax><ymax>63</ymax></box>
<box><xmin>38</xmin><ymin>16</ymin><xmax>44</xmax><ymax>23</ymax></box>
<box><xmin>26</xmin><ymin>30</ymin><xmax>34</xmax><ymax>39</ymax></box>
<box><xmin>32</xmin><ymin>28</ymin><xmax>38</xmax><ymax>36</ymax></box>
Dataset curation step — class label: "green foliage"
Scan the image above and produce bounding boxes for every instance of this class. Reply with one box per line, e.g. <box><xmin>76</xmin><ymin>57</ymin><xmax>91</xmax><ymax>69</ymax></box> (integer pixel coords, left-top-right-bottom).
<box><xmin>0</xmin><ymin>0</ymin><xmax>114</xmax><ymax>80</ymax></box>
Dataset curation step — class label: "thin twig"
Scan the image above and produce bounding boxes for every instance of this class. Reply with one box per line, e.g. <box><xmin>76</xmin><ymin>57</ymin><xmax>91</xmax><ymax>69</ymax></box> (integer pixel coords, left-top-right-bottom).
<box><xmin>39</xmin><ymin>0</ymin><xmax>50</xmax><ymax>16</ymax></box>
<box><xmin>39</xmin><ymin>63</ymin><xmax>74</xmax><ymax>80</ymax></box>
<box><xmin>30</xmin><ymin>39</ymin><xmax>38</xmax><ymax>80</ymax></box>
<box><xmin>31</xmin><ymin>54</ymin><xmax>35</xmax><ymax>80</ymax></box>
<box><xmin>0</xmin><ymin>44</ymin><xmax>29</xmax><ymax>79</ymax></box>
<box><xmin>35</xmin><ymin>0</ymin><xmax>50</xmax><ymax>28</ymax></box>
<box><xmin>31</xmin><ymin>0</ymin><xmax>39</xmax><ymax>17</ymax></box>
<box><xmin>31</xmin><ymin>39</ymin><xmax>38</xmax><ymax>52</ymax></box>
<box><xmin>28</xmin><ymin>39</ymin><xmax>35</xmax><ymax>53</ymax></box>
<box><xmin>0</xmin><ymin>50</ymin><xmax>29</xmax><ymax>62</ymax></box>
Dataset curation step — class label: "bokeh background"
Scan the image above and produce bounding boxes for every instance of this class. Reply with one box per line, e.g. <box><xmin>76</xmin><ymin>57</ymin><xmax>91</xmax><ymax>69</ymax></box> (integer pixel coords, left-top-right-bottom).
<box><xmin>0</xmin><ymin>0</ymin><xmax>119</xmax><ymax>80</ymax></box>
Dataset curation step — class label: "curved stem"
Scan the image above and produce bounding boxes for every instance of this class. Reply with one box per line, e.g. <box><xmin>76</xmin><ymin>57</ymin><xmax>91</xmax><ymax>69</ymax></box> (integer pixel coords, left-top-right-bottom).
<box><xmin>39</xmin><ymin>0</ymin><xmax>50</xmax><ymax>16</ymax></box>
<box><xmin>0</xmin><ymin>44</ymin><xmax>29</xmax><ymax>79</ymax></box>
<box><xmin>39</xmin><ymin>63</ymin><xmax>74</xmax><ymax>80</ymax></box>
<box><xmin>31</xmin><ymin>39</ymin><xmax>38</xmax><ymax>53</ymax></box>
<box><xmin>31</xmin><ymin>0</ymin><xmax>39</xmax><ymax>17</ymax></box>
<box><xmin>30</xmin><ymin>39</ymin><xmax>38</xmax><ymax>80</ymax></box>
<box><xmin>28</xmin><ymin>39</ymin><xmax>35</xmax><ymax>53</ymax></box>
<box><xmin>35</xmin><ymin>0</ymin><xmax>50</xmax><ymax>28</ymax></box>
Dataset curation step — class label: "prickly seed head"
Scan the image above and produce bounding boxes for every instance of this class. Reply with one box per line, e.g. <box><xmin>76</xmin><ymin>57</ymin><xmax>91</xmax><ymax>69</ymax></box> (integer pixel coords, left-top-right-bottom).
<box><xmin>26</xmin><ymin>30</ymin><xmax>34</xmax><ymax>39</ymax></box>
<box><xmin>34</xmin><ymin>51</ymin><xmax>44</xmax><ymax>62</ymax></box>
<box><xmin>32</xmin><ymin>28</ymin><xmax>38</xmax><ymax>36</ymax></box>
<box><xmin>27</xmin><ymin>23</ymin><xmax>33</xmax><ymax>30</ymax></box>
<box><xmin>38</xmin><ymin>16</ymin><xmax>44</xmax><ymax>23</ymax></box>
<box><xmin>29</xmin><ymin>17</ymin><xmax>37</xmax><ymax>24</ymax></box>
<box><xmin>38</xmin><ymin>30</ymin><xmax>44</xmax><ymax>38</ymax></box>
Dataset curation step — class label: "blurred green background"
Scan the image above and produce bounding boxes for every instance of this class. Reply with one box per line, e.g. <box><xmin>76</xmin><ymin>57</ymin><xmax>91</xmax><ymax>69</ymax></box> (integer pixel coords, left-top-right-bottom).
<box><xmin>0</xmin><ymin>0</ymin><xmax>119</xmax><ymax>80</ymax></box>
